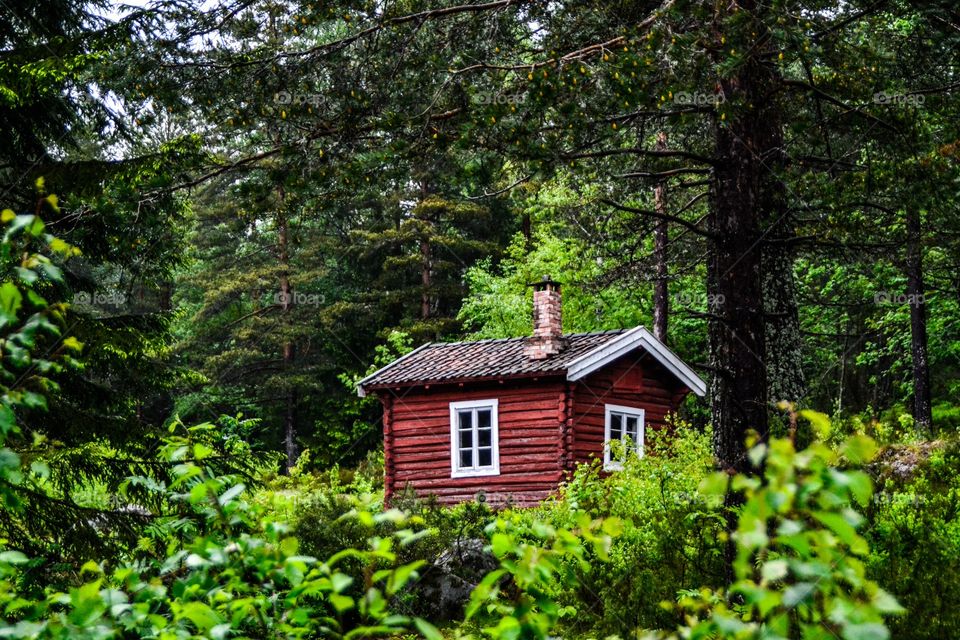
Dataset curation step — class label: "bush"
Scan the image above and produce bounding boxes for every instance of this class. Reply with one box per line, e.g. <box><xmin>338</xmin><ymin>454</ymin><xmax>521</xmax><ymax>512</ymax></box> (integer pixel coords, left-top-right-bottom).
<box><xmin>480</xmin><ymin>425</ymin><xmax>726</xmax><ymax>637</ymax></box>
<box><xmin>646</xmin><ymin>430</ymin><xmax>902</xmax><ymax>639</ymax></box>
<box><xmin>865</xmin><ymin>438</ymin><xmax>960</xmax><ymax>638</ymax></box>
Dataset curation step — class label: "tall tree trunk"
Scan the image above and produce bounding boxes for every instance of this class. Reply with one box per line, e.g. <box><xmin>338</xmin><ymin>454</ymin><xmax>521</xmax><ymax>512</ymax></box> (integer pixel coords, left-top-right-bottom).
<box><xmin>652</xmin><ymin>131</ymin><xmax>670</xmax><ymax>342</ymax></box>
<box><xmin>708</xmin><ymin>6</ymin><xmax>780</xmax><ymax>587</ymax></box>
<box><xmin>906</xmin><ymin>204</ymin><xmax>933</xmax><ymax>433</ymax></box>
<box><xmin>708</xmin><ymin>128</ymin><xmax>768</xmax><ymax>474</ymax></box>
<box><xmin>521</xmin><ymin>212</ymin><xmax>532</xmax><ymax>252</ymax></box>
<box><xmin>709</xmin><ymin>0</ymin><xmax>795</xmax><ymax>471</ymax></box>
<box><xmin>418</xmin><ymin>180</ymin><xmax>434</xmax><ymax>323</ymax></box>
<box><xmin>420</xmin><ymin>233</ymin><xmax>432</xmax><ymax>320</ymax></box>
<box><xmin>763</xmin><ymin>242</ymin><xmax>806</xmax><ymax>406</ymax></box>
<box><xmin>759</xmin><ymin>127</ymin><xmax>805</xmax><ymax>407</ymax></box>
<box><xmin>277</xmin><ymin>202</ymin><xmax>298</xmax><ymax>470</ymax></box>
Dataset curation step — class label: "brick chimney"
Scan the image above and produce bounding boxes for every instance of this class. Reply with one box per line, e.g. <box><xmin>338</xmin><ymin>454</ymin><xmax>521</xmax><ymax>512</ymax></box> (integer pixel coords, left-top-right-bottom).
<box><xmin>524</xmin><ymin>275</ymin><xmax>566</xmax><ymax>360</ymax></box>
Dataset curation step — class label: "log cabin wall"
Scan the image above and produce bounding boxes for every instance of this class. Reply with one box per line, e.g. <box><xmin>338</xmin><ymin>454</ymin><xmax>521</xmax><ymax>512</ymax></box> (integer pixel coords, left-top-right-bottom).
<box><xmin>384</xmin><ymin>377</ymin><xmax>567</xmax><ymax>506</ymax></box>
<box><xmin>569</xmin><ymin>353</ymin><xmax>687</xmax><ymax>466</ymax></box>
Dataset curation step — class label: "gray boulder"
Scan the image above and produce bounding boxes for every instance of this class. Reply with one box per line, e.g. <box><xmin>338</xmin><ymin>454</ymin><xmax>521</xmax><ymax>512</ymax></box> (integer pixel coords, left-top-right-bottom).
<box><xmin>413</xmin><ymin>538</ymin><xmax>500</xmax><ymax>620</ymax></box>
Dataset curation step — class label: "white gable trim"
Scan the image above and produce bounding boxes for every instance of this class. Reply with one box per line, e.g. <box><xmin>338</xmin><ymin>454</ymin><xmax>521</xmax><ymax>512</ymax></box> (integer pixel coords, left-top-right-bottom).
<box><xmin>356</xmin><ymin>342</ymin><xmax>433</xmax><ymax>397</ymax></box>
<box><xmin>565</xmin><ymin>326</ymin><xmax>707</xmax><ymax>396</ymax></box>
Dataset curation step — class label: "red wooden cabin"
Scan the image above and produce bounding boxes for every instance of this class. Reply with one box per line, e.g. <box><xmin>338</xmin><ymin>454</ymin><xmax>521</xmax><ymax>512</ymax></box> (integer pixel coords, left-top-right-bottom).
<box><xmin>357</xmin><ymin>277</ymin><xmax>706</xmax><ymax>506</ymax></box>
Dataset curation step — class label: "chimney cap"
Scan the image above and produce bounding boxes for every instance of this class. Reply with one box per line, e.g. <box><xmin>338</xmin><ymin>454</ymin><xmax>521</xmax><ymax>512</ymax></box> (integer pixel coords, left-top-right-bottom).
<box><xmin>528</xmin><ymin>275</ymin><xmax>562</xmax><ymax>291</ymax></box>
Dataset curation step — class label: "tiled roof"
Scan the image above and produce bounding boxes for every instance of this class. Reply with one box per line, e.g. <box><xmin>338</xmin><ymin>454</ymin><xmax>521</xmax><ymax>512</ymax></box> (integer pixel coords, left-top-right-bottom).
<box><xmin>358</xmin><ymin>330</ymin><xmax>626</xmax><ymax>390</ymax></box>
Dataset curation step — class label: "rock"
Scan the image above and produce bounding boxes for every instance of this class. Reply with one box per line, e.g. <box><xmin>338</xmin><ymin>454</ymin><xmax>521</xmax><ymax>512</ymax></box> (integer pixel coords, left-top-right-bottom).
<box><xmin>412</xmin><ymin>538</ymin><xmax>499</xmax><ymax>621</ymax></box>
<box><xmin>435</xmin><ymin>538</ymin><xmax>500</xmax><ymax>581</ymax></box>
<box><xmin>870</xmin><ymin>441</ymin><xmax>942</xmax><ymax>482</ymax></box>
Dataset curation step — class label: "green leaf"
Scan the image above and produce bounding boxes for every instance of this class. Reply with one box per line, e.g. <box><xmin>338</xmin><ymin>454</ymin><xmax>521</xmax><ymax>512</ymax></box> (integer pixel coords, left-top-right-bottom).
<box><xmin>179</xmin><ymin>601</ymin><xmax>223</xmax><ymax>631</ymax></box>
<box><xmin>331</xmin><ymin>572</ymin><xmax>353</xmax><ymax>593</ymax></box>
<box><xmin>279</xmin><ymin>536</ymin><xmax>298</xmax><ymax>556</ymax></box>
<box><xmin>0</xmin><ymin>550</ymin><xmax>29</xmax><ymax>565</ymax></box>
<box><xmin>871</xmin><ymin>589</ymin><xmax>905</xmax><ymax>614</ymax></box>
<box><xmin>761</xmin><ymin>559</ymin><xmax>788</xmax><ymax>582</ymax></box>
<box><xmin>699</xmin><ymin>471</ymin><xmax>730</xmax><ymax>497</ymax></box>
<box><xmin>783</xmin><ymin>582</ymin><xmax>816</xmax><ymax>607</ymax></box>
<box><xmin>601</xmin><ymin>516</ymin><xmax>624</xmax><ymax>536</ymax></box>
<box><xmin>388</xmin><ymin>560</ymin><xmax>424</xmax><ymax>595</ymax></box>
<box><xmin>843</xmin><ymin>470</ymin><xmax>873</xmax><ymax>506</ymax></box>
<box><xmin>813</xmin><ymin>511</ymin><xmax>868</xmax><ymax>555</ymax></box>
<box><xmin>0</xmin><ymin>281</ymin><xmax>23</xmax><ymax>326</ymax></box>
<box><xmin>842</xmin><ymin>622</ymin><xmax>890</xmax><ymax>640</ymax></box>
<box><xmin>414</xmin><ymin>617</ymin><xmax>443</xmax><ymax>640</ymax></box>
<box><xmin>491</xmin><ymin>532</ymin><xmax>512</xmax><ymax>557</ymax></box>
<box><xmin>842</xmin><ymin>435</ymin><xmax>878</xmax><ymax>464</ymax></box>
<box><xmin>0</xmin><ymin>405</ymin><xmax>18</xmax><ymax>436</ymax></box>
<box><xmin>799</xmin><ymin>409</ymin><xmax>832</xmax><ymax>439</ymax></box>
<box><xmin>15</xmin><ymin>267</ymin><xmax>37</xmax><ymax>284</ymax></box>
<box><xmin>330</xmin><ymin>593</ymin><xmax>354</xmax><ymax>613</ymax></box>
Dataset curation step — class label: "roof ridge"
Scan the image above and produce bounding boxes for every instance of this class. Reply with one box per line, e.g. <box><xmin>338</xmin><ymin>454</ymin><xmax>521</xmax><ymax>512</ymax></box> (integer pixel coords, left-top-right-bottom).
<box><xmin>430</xmin><ymin>327</ymin><xmax>627</xmax><ymax>348</ymax></box>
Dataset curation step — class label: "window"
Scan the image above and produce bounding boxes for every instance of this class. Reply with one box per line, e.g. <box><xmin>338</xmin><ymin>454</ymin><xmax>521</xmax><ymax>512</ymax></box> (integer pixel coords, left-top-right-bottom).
<box><xmin>604</xmin><ymin>404</ymin><xmax>645</xmax><ymax>470</ymax></box>
<box><xmin>449</xmin><ymin>399</ymin><xmax>500</xmax><ymax>478</ymax></box>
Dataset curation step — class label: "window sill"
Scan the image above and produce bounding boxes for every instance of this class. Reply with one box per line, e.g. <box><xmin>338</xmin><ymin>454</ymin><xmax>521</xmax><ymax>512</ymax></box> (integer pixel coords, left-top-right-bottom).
<box><xmin>451</xmin><ymin>468</ymin><xmax>500</xmax><ymax>479</ymax></box>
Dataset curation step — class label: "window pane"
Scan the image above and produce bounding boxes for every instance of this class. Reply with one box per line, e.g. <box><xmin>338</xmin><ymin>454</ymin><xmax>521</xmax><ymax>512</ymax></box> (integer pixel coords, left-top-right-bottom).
<box><xmin>459</xmin><ymin>429</ymin><xmax>473</xmax><ymax>448</ymax></box>
<box><xmin>477</xmin><ymin>409</ymin><xmax>491</xmax><ymax>429</ymax></box>
<box><xmin>626</xmin><ymin>417</ymin><xmax>638</xmax><ymax>440</ymax></box>
<box><xmin>478</xmin><ymin>428</ymin><xmax>492</xmax><ymax>447</ymax></box>
<box><xmin>478</xmin><ymin>448</ymin><xmax>492</xmax><ymax>467</ymax></box>
<box><xmin>610</xmin><ymin>413</ymin><xmax>622</xmax><ymax>440</ymax></box>
<box><xmin>458</xmin><ymin>410</ymin><xmax>472</xmax><ymax>431</ymax></box>
<box><xmin>460</xmin><ymin>450</ymin><xmax>473</xmax><ymax>468</ymax></box>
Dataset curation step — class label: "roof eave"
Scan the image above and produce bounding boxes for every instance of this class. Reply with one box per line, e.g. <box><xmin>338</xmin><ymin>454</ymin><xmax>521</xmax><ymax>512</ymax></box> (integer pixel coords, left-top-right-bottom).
<box><xmin>565</xmin><ymin>326</ymin><xmax>707</xmax><ymax>396</ymax></box>
<box><xmin>358</xmin><ymin>370</ymin><xmax>569</xmax><ymax>396</ymax></box>
<box><xmin>356</xmin><ymin>341</ymin><xmax>434</xmax><ymax>397</ymax></box>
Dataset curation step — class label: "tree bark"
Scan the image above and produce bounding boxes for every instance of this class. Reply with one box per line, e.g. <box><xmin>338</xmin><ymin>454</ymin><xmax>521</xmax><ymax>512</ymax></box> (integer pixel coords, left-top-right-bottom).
<box><xmin>759</xmin><ymin>123</ymin><xmax>805</xmax><ymax>407</ymax></box>
<box><xmin>906</xmin><ymin>204</ymin><xmax>933</xmax><ymax>433</ymax></box>
<box><xmin>521</xmin><ymin>212</ymin><xmax>532</xmax><ymax>252</ymax></box>
<box><xmin>707</xmin><ymin>3</ymin><xmax>774</xmax><ymax>473</ymax></box>
<box><xmin>420</xmin><ymin>233</ymin><xmax>432</xmax><ymax>320</ymax></box>
<box><xmin>652</xmin><ymin>131</ymin><xmax>670</xmax><ymax>342</ymax></box>
<box><xmin>708</xmin><ymin>144</ymin><xmax>768</xmax><ymax>473</ymax></box>
<box><xmin>277</xmin><ymin>201</ymin><xmax>298</xmax><ymax>470</ymax></box>
<box><xmin>418</xmin><ymin>180</ymin><xmax>434</xmax><ymax>322</ymax></box>
<box><xmin>763</xmin><ymin>243</ymin><xmax>806</xmax><ymax>406</ymax></box>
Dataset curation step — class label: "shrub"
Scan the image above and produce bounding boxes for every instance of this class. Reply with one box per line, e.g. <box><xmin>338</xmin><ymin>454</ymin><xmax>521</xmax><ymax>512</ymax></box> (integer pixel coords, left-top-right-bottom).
<box><xmin>1</xmin><ymin>423</ymin><xmax>442</xmax><ymax>640</ymax></box>
<box><xmin>499</xmin><ymin>425</ymin><xmax>726</xmax><ymax>637</ymax></box>
<box><xmin>645</xmin><ymin>430</ymin><xmax>903</xmax><ymax>640</ymax></box>
<box><xmin>865</xmin><ymin>438</ymin><xmax>960</xmax><ymax>638</ymax></box>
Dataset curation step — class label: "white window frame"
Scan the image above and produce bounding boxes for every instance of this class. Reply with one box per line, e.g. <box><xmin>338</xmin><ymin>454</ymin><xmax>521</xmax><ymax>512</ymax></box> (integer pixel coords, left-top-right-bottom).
<box><xmin>449</xmin><ymin>399</ymin><xmax>500</xmax><ymax>478</ymax></box>
<box><xmin>604</xmin><ymin>404</ymin><xmax>645</xmax><ymax>470</ymax></box>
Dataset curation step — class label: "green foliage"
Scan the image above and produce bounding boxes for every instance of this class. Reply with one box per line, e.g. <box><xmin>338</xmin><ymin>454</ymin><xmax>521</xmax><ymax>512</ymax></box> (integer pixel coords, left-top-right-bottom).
<box><xmin>502</xmin><ymin>425</ymin><xmax>726</xmax><ymax>636</ymax></box>
<box><xmin>647</xmin><ymin>429</ymin><xmax>902</xmax><ymax>639</ymax></box>
<box><xmin>0</xmin><ymin>192</ymin><xmax>266</xmax><ymax>567</ymax></box>
<box><xmin>466</xmin><ymin>514</ymin><xmax>620</xmax><ymax>640</ymax></box>
<box><xmin>0</xmin><ymin>424</ymin><xmax>438</xmax><ymax>639</ymax></box>
<box><xmin>864</xmin><ymin>436</ymin><xmax>960</xmax><ymax>638</ymax></box>
<box><xmin>0</xmin><ymin>194</ymin><xmax>80</xmax><ymax>511</ymax></box>
<box><xmin>6</xmin><ymin>5</ymin><xmax>960</xmax><ymax>638</ymax></box>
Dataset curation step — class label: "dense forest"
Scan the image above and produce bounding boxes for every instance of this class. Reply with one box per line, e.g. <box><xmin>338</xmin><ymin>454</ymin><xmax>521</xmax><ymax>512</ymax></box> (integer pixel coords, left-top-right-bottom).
<box><xmin>2</xmin><ymin>0</ymin><xmax>960</xmax><ymax>637</ymax></box>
